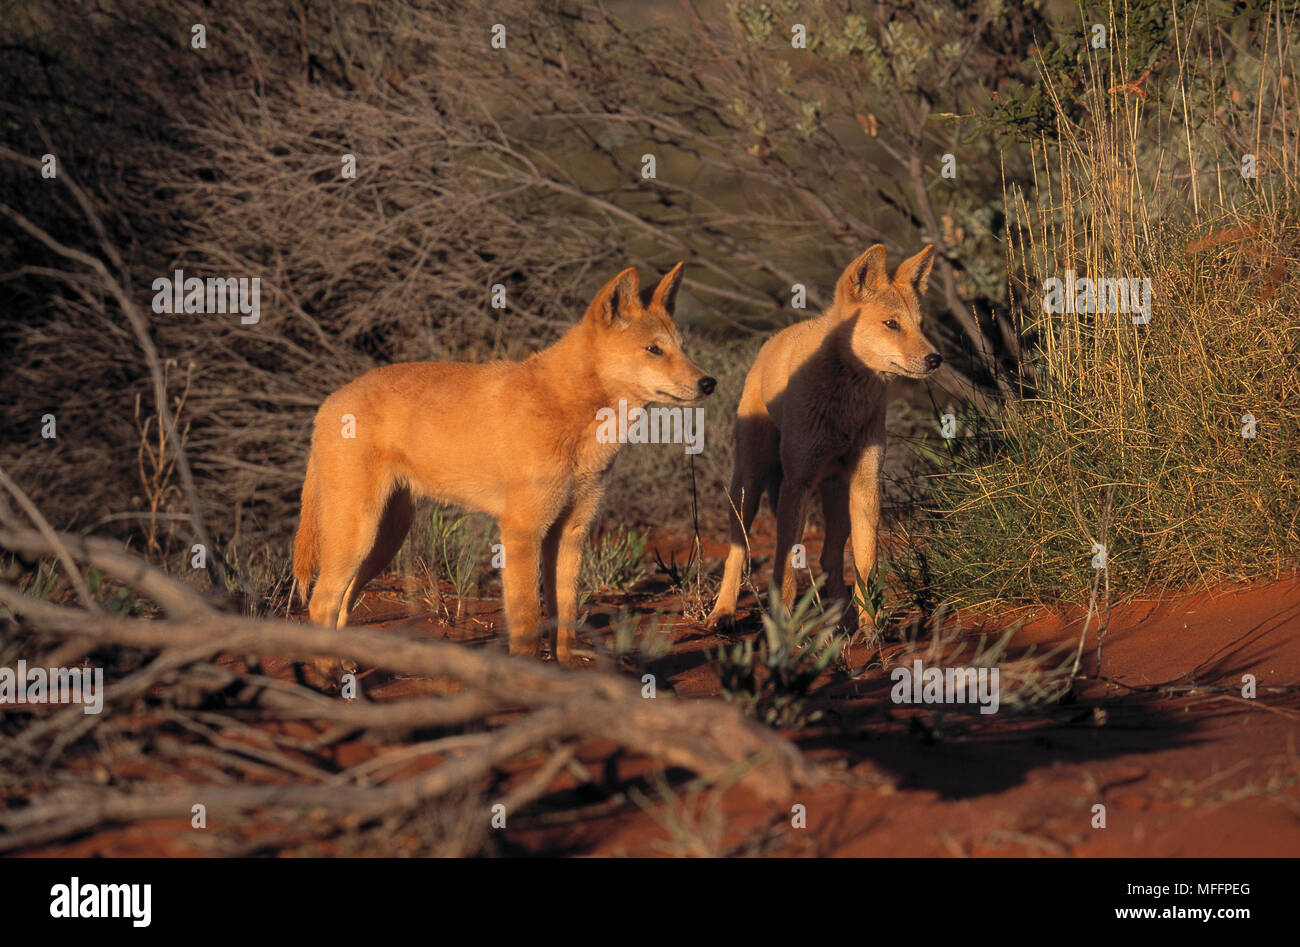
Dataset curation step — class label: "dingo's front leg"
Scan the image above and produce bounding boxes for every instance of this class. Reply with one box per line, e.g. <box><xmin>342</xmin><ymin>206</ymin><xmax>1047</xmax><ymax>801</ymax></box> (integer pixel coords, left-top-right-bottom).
<box><xmin>549</xmin><ymin>486</ymin><xmax>603</xmax><ymax>667</ymax></box>
<box><xmin>848</xmin><ymin>442</ymin><xmax>884</xmax><ymax>637</ymax></box>
<box><xmin>501</xmin><ymin>515</ymin><xmax>543</xmax><ymax>657</ymax></box>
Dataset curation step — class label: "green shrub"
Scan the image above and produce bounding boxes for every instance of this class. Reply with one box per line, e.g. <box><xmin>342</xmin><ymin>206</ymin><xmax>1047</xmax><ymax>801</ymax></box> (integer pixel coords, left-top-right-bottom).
<box><xmin>711</xmin><ymin>584</ymin><xmax>847</xmax><ymax>728</ymax></box>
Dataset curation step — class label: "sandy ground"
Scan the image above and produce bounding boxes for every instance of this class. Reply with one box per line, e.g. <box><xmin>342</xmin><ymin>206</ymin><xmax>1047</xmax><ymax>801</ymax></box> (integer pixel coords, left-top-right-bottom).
<box><xmin>13</xmin><ymin>523</ymin><xmax>1300</xmax><ymax>857</ymax></box>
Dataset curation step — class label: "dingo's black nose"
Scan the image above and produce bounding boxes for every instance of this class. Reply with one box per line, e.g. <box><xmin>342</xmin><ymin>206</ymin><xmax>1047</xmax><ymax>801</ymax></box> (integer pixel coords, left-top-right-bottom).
<box><xmin>698</xmin><ymin>376</ymin><xmax>717</xmax><ymax>396</ymax></box>
<box><xmin>924</xmin><ymin>353</ymin><xmax>943</xmax><ymax>371</ymax></box>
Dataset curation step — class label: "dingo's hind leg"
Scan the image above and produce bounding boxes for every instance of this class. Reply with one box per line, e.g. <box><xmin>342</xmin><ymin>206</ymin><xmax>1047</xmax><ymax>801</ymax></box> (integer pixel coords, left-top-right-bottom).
<box><xmin>819</xmin><ymin>477</ymin><xmax>851</xmax><ymax>619</ymax></box>
<box><xmin>339</xmin><ymin>486</ymin><xmax>415</xmax><ymax>626</ymax></box>
<box><xmin>306</xmin><ymin>484</ymin><xmax>388</xmax><ymax>680</ymax></box>
<box><xmin>309</xmin><ymin>507</ymin><xmax>380</xmax><ymax>630</ymax></box>
<box><xmin>772</xmin><ymin>474</ymin><xmax>811</xmax><ymax>614</ymax></box>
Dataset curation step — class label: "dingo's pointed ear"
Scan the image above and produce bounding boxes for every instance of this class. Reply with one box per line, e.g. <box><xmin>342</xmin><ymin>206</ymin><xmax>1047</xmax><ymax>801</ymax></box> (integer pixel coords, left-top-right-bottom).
<box><xmin>894</xmin><ymin>245</ymin><xmax>935</xmax><ymax>296</ymax></box>
<box><xmin>587</xmin><ymin>267</ymin><xmax>640</xmax><ymax>327</ymax></box>
<box><xmin>650</xmin><ymin>262</ymin><xmax>686</xmax><ymax>316</ymax></box>
<box><xmin>836</xmin><ymin>245</ymin><xmax>889</xmax><ymax>302</ymax></box>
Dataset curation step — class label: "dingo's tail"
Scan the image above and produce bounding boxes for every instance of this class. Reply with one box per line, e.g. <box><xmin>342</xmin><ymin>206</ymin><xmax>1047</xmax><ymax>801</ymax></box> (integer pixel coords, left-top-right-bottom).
<box><xmin>293</xmin><ymin>454</ymin><xmax>319</xmax><ymax>604</ymax></box>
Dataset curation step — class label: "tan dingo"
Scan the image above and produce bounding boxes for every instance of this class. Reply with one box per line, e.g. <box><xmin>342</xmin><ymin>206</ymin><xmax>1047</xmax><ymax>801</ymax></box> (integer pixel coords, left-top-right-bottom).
<box><xmin>294</xmin><ymin>264</ymin><xmax>715</xmax><ymax>670</ymax></box>
<box><xmin>706</xmin><ymin>245</ymin><xmax>941</xmax><ymax>632</ymax></box>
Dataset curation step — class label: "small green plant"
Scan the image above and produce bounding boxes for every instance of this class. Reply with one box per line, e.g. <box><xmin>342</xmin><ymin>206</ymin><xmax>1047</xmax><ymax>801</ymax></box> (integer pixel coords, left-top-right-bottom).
<box><xmin>26</xmin><ymin>559</ymin><xmax>61</xmax><ymax>602</ymax></box>
<box><xmin>851</xmin><ymin>562</ymin><xmax>907</xmax><ymax>639</ymax></box>
<box><xmin>84</xmin><ymin>568</ymin><xmax>135</xmax><ymax>617</ymax></box>
<box><xmin>428</xmin><ymin>506</ymin><xmax>483</xmax><ymax>619</ymax></box>
<box><xmin>654</xmin><ymin>546</ymin><xmax>699</xmax><ymax>589</ymax></box>
<box><xmin>604</xmin><ymin>610</ymin><xmax>673</xmax><ymax>670</ymax></box>
<box><xmin>579</xmin><ymin>525</ymin><xmax>647</xmax><ymax>609</ymax></box>
<box><xmin>894</xmin><ymin>611</ymin><xmax>1076</xmax><ymax>712</ymax></box>
<box><xmin>390</xmin><ymin>504</ymin><xmax>497</xmax><ymax>622</ymax></box>
<box><xmin>654</xmin><ymin>539</ymin><xmax>717</xmax><ymax>622</ymax></box>
<box><xmin>5</xmin><ymin>559</ymin><xmax>138</xmax><ymax>618</ymax></box>
<box><xmin>711</xmin><ymin>582</ymin><xmax>847</xmax><ymax>728</ymax></box>
<box><xmin>627</xmin><ymin>768</ymin><xmax>738</xmax><ymax>858</ymax></box>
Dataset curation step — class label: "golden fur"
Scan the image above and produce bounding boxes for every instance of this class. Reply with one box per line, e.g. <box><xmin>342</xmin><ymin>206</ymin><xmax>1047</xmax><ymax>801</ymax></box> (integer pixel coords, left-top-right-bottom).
<box><xmin>707</xmin><ymin>245</ymin><xmax>941</xmax><ymax>631</ymax></box>
<box><xmin>294</xmin><ymin>264</ymin><xmax>713</xmax><ymax>670</ymax></box>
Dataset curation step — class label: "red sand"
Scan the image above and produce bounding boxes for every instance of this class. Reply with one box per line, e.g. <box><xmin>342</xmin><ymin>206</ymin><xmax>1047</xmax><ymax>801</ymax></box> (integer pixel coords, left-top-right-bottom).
<box><xmin>13</xmin><ymin>529</ymin><xmax>1299</xmax><ymax>857</ymax></box>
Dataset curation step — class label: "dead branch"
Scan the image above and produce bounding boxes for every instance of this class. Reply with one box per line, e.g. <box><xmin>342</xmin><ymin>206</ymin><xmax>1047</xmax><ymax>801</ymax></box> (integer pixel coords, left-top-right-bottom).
<box><xmin>0</xmin><ymin>532</ymin><xmax>820</xmax><ymax>853</ymax></box>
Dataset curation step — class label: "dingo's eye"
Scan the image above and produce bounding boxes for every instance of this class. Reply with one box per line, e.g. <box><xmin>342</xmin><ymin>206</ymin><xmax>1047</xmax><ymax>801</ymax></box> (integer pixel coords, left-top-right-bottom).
<box><xmin>883</xmin><ymin>319</ymin><xmax>900</xmax><ymax>331</ymax></box>
<box><xmin>645</xmin><ymin>344</ymin><xmax>663</xmax><ymax>356</ymax></box>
